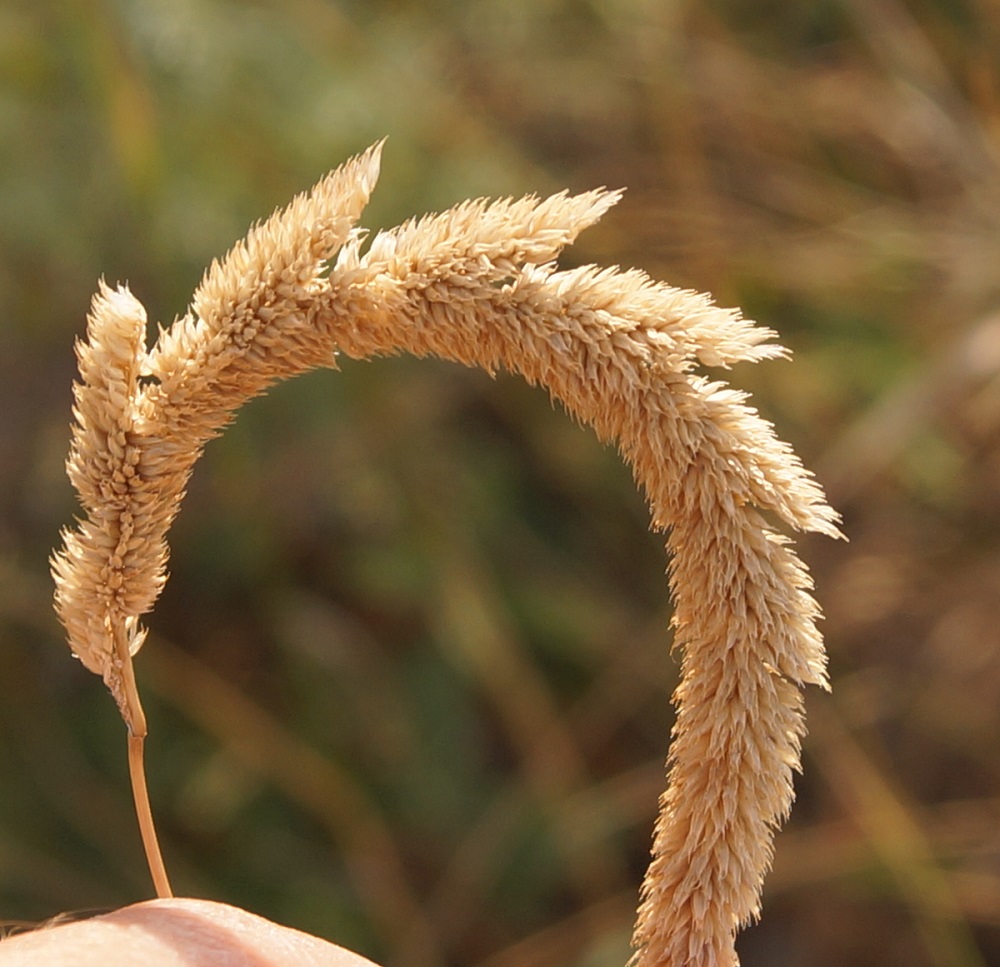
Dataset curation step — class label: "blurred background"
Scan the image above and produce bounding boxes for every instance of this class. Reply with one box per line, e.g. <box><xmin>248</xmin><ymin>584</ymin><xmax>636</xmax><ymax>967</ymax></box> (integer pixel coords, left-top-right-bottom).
<box><xmin>2</xmin><ymin>0</ymin><xmax>999</xmax><ymax>965</ymax></box>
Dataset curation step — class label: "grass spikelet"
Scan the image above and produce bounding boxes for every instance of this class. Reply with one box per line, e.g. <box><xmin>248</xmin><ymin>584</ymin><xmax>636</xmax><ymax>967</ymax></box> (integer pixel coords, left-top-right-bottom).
<box><xmin>52</xmin><ymin>142</ymin><xmax>840</xmax><ymax>964</ymax></box>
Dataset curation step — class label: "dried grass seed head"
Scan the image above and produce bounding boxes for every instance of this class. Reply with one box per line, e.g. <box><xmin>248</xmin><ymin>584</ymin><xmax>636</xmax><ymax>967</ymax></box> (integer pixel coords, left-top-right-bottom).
<box><xmin>51</xmin><ymin>141</ymin><xmax>840</xmax><ymax>967</ymax></box>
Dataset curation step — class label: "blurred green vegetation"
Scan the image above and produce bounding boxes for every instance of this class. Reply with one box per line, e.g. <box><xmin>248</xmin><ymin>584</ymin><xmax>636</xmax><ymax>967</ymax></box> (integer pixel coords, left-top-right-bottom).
<box><xmin>2</xmin><ymin>1</ymin><xmax>1000</xmax><ymax>965</ymax></box>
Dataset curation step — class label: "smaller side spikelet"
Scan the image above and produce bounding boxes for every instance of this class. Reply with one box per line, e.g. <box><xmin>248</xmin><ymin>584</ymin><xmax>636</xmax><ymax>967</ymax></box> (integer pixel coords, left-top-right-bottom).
<box><xmin>52</xmin><ymin>141</ymin><xmax>841</xmax><ymax>965</ymax></box>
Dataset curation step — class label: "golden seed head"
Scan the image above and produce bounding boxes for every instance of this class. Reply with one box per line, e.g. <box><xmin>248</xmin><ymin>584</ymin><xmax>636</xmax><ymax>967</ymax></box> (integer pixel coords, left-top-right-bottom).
<box><xmin>52</xmin><ymin>141</ymin><xmax>839</xmax><ymax>965</ymax></box>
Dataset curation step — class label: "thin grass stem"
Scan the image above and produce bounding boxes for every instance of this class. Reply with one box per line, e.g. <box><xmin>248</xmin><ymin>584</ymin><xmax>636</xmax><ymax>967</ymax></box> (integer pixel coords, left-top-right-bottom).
<box><xmin>127</xmin><ymin>732</ymin><xmax>172</xmax><ymax>899</ymax></box>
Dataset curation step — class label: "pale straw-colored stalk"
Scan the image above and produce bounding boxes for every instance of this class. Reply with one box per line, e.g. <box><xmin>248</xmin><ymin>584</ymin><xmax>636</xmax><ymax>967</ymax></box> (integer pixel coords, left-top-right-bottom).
<box><xmin>52</xmin><ymin>142</ymin><xmax>841</xmax><ymax>966</ymax></box>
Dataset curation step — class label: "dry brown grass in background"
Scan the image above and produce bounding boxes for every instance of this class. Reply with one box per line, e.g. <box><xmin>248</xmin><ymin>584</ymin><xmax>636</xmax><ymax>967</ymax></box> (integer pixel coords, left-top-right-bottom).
<box><xmin>52</xmin><ymin>142</ymin><xmax>839</xmax><ymax>966</ymax></box>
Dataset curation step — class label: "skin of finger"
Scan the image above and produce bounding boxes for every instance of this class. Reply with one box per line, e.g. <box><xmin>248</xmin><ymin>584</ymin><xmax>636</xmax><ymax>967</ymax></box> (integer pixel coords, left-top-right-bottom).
<box><xmin>0</xmin><ymin>898</ymin><xmax>381</xmax><ymax>967</ymax></box>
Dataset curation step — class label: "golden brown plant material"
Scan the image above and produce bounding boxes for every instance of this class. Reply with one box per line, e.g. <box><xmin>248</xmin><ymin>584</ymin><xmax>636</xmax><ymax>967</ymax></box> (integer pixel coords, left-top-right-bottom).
<box><xmin>51</xmin><ymin>142</ymin><xmax>841</xmax><ymax>966</ymax></box>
